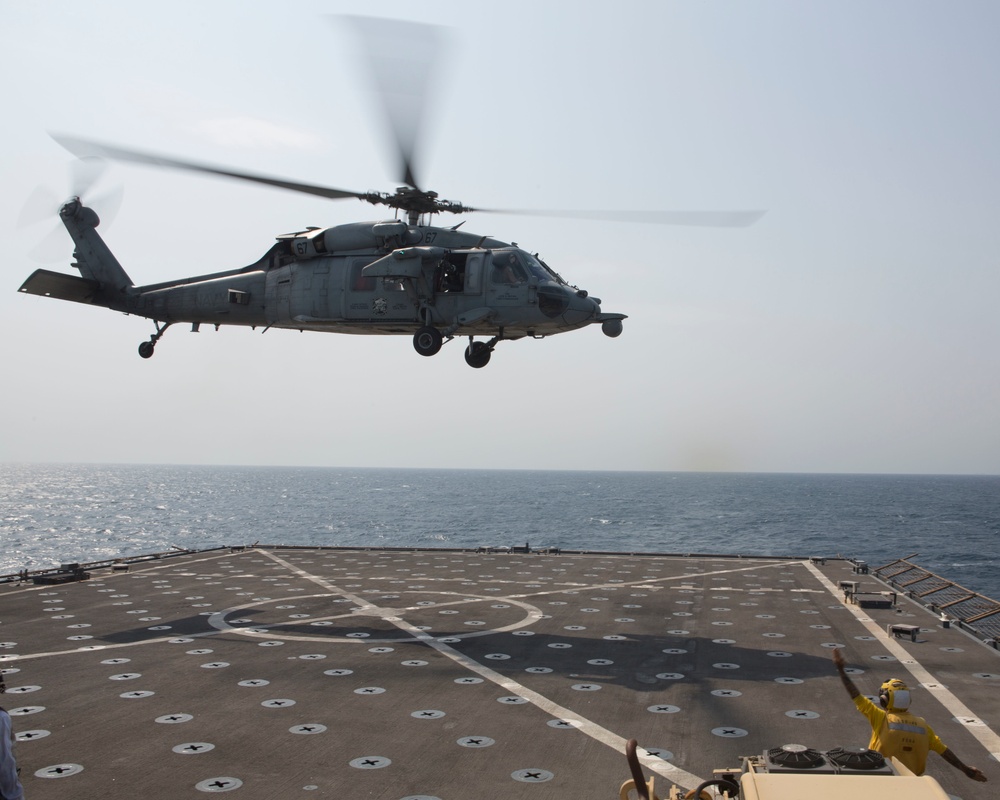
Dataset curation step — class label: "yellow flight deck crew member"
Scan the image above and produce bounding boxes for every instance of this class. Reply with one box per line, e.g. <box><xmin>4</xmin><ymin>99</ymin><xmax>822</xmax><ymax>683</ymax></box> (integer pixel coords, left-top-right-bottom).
<box><xmin>832</xmin><ymin>649</ymin><xmax>987</xmax><ymax>782</ymax></box>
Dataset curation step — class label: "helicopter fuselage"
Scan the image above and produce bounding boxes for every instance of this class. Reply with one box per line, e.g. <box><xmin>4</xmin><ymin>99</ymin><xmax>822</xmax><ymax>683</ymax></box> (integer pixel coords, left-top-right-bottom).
<box><xmin>19</xmin><ymin>201</ymin><xmax>625</xmax><ymax>367</ymax></box>
<box><xmin>138</xmin><ymin>224</ymin><xmax>603</xmax><ymax>337</ymax></box>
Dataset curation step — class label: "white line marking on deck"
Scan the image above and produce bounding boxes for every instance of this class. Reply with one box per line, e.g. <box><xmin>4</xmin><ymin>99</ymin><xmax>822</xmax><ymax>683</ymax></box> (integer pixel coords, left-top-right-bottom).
<box><xmin>260</xmin><ymin>549</ymin><xmax>707</xmax><ymax>791</ymax></box>
<box><xmin>805</xmin><ymin>560</ymin><xmax>1000</xmax><ymax>764</ymax></box>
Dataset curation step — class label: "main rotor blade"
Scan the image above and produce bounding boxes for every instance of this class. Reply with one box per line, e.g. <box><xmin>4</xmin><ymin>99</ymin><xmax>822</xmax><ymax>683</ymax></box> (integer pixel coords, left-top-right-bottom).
<box><xmin>341</xmin><ymin>16</ymin><xmax>447</xmax><ymax>191</ymax></box>
<box><xmin>51</xmin><ymin>134</ymin><xmax>369</xmax><ymax>202</ymax></box>
<box><xmin>473</xmin><ymin>208</ymin><xmax>767</xmax><ymax>227</ymax></box>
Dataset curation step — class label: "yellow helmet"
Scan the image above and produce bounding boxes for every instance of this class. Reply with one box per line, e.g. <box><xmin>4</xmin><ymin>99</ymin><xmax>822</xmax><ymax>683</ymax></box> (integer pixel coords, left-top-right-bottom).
<box><xmin>879</xmin><ymin>678</ymin><xmax>911</xmax><ymax>711</ymax></box>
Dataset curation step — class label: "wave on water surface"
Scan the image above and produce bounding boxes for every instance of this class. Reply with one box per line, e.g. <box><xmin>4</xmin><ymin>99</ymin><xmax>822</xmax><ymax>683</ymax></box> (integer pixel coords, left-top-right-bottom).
<box><xmin>1</xmin><ymin>464</ymin><xmax>998</xmax><ymax>599</ymax></box>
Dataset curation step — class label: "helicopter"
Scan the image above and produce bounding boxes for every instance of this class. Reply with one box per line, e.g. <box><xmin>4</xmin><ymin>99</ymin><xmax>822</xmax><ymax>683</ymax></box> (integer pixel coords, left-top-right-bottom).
<box><xmin>18</xmin><ymin>17</ymin><xmax>762</xmax><ymax>369</ymax></box>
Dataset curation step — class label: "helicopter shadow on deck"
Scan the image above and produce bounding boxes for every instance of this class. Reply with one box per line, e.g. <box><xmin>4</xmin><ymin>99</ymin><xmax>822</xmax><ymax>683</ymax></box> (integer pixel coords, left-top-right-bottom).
<box><xmin>93</xmin><ymin>607</ymin><xmax>269</xmax><ymax>644</ymax></box>
<box><xmin>448</xmin><ymin>630</ymin><xmax>849</xmax><ymax>693</ymax></box>
<box><xmin>180</xmin><ymin>612</ymin><xmax>854</xmax><ymax>692</ymax></box>
<box><xmin>93</xmin><ymin>614</ymin><xmax>861</xmax><ymax>698</ymax></box>
<box><xmin>92</xmin><ymin>606</ymin><xmax>468</xmax><ymax>646</ymax></box>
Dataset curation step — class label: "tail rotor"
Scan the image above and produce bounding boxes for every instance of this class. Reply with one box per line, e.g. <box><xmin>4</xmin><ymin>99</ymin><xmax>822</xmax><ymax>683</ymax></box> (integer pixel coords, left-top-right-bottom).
<box><xmin>19</xmin><ymin>156</ymin><xmax>123</xmax><ymax>262</ymax></box>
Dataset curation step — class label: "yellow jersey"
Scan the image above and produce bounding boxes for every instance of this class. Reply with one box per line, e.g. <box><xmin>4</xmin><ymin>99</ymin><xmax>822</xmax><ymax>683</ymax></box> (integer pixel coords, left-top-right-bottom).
<box><xmin>853</xmin><ymin>695</ymin><xmax>947</xmax><ymax>775</ymax></box>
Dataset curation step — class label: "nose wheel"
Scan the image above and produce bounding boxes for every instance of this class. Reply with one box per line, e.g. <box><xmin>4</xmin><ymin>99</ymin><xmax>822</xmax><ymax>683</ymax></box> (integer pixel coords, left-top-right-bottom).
<box><xmin>464</xmin><ymin>340</ymin><xmax>492</xmax><ymax>369</ymax></box>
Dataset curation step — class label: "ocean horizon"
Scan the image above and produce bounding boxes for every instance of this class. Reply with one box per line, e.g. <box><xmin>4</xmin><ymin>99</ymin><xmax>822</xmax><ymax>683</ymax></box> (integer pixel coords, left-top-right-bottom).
<box><xmin>2</xmin><ymin>463</ymin><xmax>998</xmax><ymax>600</ymax></box>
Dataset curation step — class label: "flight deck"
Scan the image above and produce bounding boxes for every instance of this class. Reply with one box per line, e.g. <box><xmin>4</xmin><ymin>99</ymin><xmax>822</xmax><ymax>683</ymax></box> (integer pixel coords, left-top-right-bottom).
<box><xmin>2</xmin><ymin>547</ymin><xmax>998</xmax><ymax>799</ymax></box>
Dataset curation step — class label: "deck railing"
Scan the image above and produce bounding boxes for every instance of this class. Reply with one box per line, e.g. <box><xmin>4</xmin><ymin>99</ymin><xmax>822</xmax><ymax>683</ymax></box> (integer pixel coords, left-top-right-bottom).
<box><xmin>873</xmin><ymin>554</ymin><xmax>1000</xmax><ymax>647</ymax></box>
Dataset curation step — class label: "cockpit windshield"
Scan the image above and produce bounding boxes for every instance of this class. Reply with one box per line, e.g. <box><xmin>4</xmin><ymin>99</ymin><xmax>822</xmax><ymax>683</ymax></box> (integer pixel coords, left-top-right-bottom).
<box><xmin>489</xmin><ymin>249</ymin><xmax>566</xmax><ymax>286</ymax></box>
<box><xmin>496</xmin><ymin>250</ymin><xmax>564</xmax><ymax>284</ymax></box>
<box><xmin>521</xmin><ymin>251</ymin><xmax>554</xmax><ymax>283</ymax></box>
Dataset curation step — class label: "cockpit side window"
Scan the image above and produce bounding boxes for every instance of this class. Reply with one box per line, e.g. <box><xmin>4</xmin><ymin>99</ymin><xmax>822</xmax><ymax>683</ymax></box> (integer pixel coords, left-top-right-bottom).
<box><xmin>490</xmin><ymin>251</ymin><xmax>528</xmax><ymax>286</ymax></box>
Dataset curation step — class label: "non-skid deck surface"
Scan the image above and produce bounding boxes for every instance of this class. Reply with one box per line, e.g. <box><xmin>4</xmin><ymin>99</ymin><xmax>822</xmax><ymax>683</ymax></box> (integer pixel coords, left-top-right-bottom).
<box><xmin>1</xmin><ymin>548</ymin><xmax>998</xmax><ymax>799</ymax></box>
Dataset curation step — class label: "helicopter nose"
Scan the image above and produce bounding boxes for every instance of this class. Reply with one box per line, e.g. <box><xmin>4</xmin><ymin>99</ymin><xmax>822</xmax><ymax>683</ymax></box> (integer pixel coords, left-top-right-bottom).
<box><xmin>563</xmin><ymin>290</ymin><xmax>600</xmax><ymax>324</ymax></box>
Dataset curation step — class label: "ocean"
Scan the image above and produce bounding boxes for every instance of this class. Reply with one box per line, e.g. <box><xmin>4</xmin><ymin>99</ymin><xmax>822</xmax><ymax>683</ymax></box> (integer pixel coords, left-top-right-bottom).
<box><xmin>1</xmin><ymin>464</ymin><xmax>998</xmax><ymax>600</ymax></box>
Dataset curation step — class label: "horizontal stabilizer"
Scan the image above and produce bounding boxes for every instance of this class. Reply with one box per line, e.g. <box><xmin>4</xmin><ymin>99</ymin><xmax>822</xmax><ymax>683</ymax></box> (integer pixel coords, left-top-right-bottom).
<box><xmin>19</xmin><ymin>269</ymin><xmax>101</xmax><ymax>304</ymax></box>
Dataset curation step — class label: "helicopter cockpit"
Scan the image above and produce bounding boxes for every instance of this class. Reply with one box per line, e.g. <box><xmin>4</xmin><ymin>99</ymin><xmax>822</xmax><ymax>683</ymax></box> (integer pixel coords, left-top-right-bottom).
<box><xmin>490</xmin><ymin>251</ymin><xmax>529</xmax><ymax>287</ymax></box>
<box><xmin>482</xmin><ymin>248</ymin><xmax>584</xmax><ymax>320</ymax></box>
<box><xmin>430</xmin><ymin>248</ymin><xmax>566</xmax><ymax>295</ymax></box>
<box><xmin>489</xmin><ymin>249</ymin><xmax>565</xmax><ymax>287</ymax></box>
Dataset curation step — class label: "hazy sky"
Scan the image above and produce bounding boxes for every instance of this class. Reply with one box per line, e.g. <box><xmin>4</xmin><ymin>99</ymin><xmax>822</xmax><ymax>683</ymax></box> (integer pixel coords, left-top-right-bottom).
<box><xmin>3</xmin><ymin>1</ymin><xmax>999</xmax><ymax>474</ymax></box>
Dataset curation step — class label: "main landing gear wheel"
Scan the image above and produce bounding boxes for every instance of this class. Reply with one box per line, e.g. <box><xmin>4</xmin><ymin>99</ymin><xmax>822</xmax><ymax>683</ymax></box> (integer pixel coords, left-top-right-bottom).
<box><xmin>138</xmin><ymin>341</ymin><xmax>155</xmax><ymax>359</ymax></box>
<box><xmin>464</xmin><ymin>341</ymin><xmax>492</xmax><ymax>369</ymax></box>
<box><xmin>413</xmin><ymin>326</ymin><xmax>443</xmax><ymax>357</ymax></box>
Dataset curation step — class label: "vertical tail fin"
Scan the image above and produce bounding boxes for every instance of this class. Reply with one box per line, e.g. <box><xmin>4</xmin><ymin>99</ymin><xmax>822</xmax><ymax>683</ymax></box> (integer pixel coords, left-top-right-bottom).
<box><xmin>19</xmin><ymin>199</ymin><xmax>134</xmax><ymax>309</ymax></box>
<box><xmin>60</xmin><ymin>198</ymin><xmax>134</xmax><ymax>293</ymax></box>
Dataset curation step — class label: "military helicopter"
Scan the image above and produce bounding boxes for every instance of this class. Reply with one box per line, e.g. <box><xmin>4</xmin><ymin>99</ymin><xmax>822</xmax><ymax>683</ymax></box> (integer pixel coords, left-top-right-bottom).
<box><xmin>18</xmin><ymin>18</ymin><xmax>762</xmax><ymax>369</ymax></box>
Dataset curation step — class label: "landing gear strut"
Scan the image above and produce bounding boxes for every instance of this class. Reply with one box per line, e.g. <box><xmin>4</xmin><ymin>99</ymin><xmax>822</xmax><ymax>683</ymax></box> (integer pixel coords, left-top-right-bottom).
<box><xmin>138</xmin><ymin>322</ymin><xmax>172</xmax><ymax>359</ymax></box>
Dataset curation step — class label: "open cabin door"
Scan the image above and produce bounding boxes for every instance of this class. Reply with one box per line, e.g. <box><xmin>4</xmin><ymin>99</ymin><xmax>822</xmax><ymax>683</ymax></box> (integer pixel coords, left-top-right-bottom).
<box><xmin>433</xmin><ymin>250</ymin><xmax>485</xmax><ymax>296</ymax></box>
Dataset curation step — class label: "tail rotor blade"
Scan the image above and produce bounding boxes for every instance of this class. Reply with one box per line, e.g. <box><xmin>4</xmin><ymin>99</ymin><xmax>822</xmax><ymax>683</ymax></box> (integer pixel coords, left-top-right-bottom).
<box><xmin>70</xmin><ymin>156</ymin><xmax>108</xmax><ymax>199</ymax></box>
<box><xmin>90</xmin><ymin>184</ymin><xmax>125</xmax><ymax>228</ymax></box>
<box><xmin>17</xmin><ymin>185</ymin><xmax>60</xmax><ymax>228</ymax></box>
<box><xmin>20</xmin><ymin>156</ymin><xmax>124</xmax><ymax>263</ymax></box>
<box><xmin>27</xmin><ymin>223</ymin><xmax>71</xmax><ymax>263</ymax></box>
